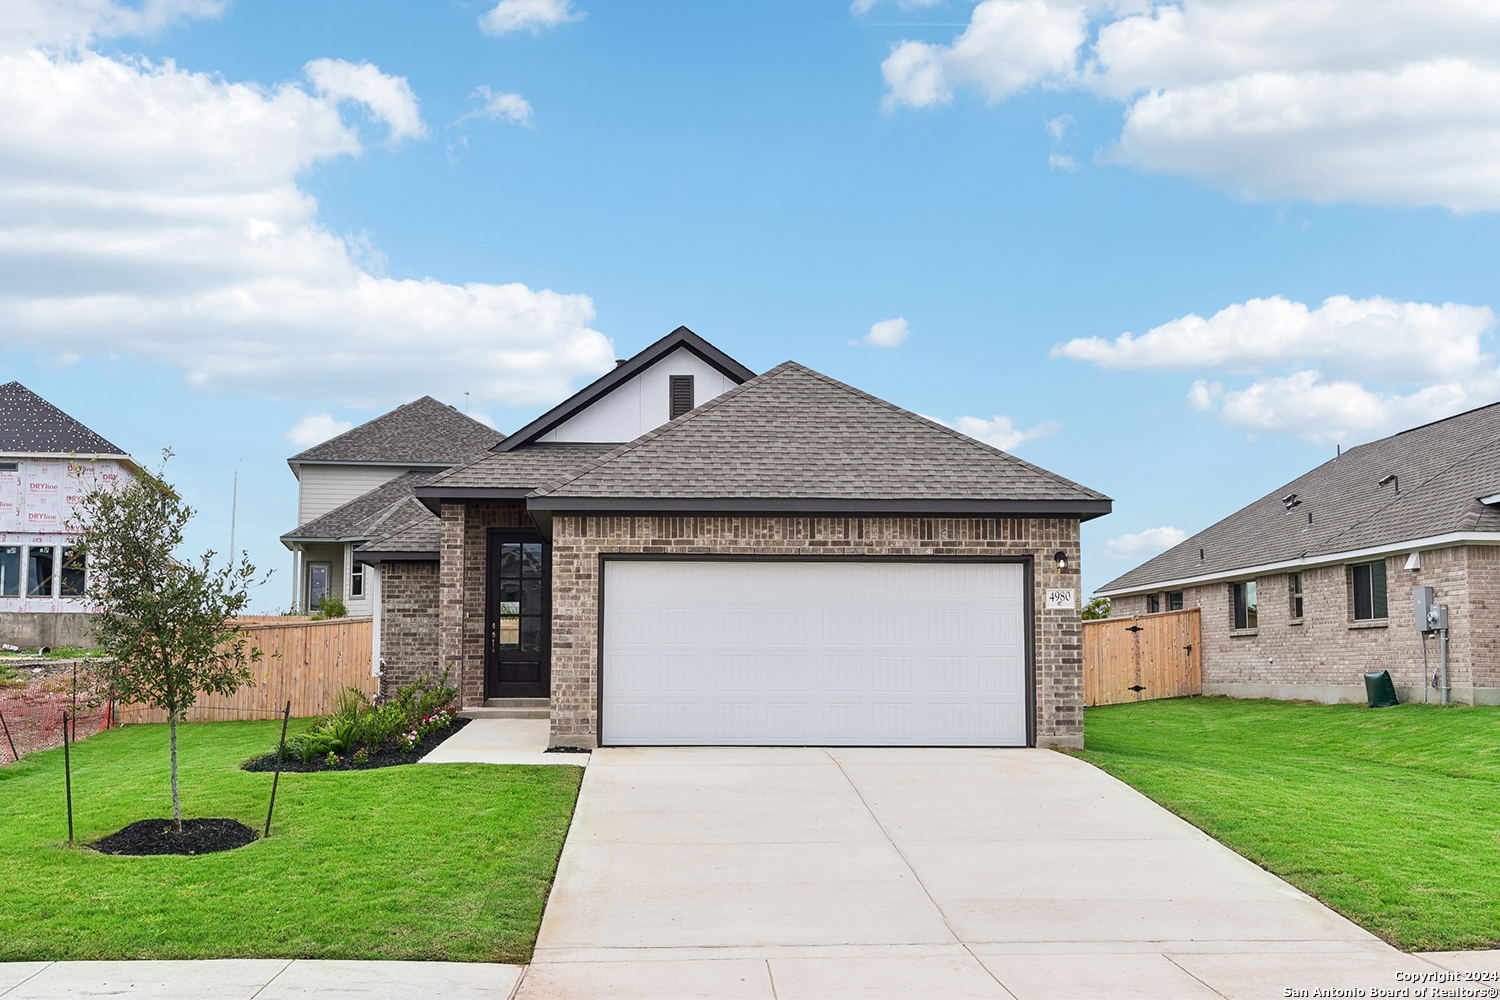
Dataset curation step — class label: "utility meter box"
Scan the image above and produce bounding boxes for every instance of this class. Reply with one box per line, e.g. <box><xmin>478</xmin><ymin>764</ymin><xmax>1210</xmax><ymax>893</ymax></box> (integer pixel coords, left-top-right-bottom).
<box><xmin>1414</xmin><ymin>587</ymin><xmax>1448</xmax><ymax>631</ymax></box>
<box><xmin>1414</xmin><ymin>587</ymin><xmax>1434</xmax><ymax>631</ymax></box>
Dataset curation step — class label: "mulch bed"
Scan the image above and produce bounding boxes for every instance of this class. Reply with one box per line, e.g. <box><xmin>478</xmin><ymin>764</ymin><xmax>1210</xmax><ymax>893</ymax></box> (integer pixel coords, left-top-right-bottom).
<box><xmin>241</xmin><ymin>717</ymin><xmax>471</xmax><ymax>773</ymax></box>
<box><xmin>91</xmin><ymin>818</ymin><xmax>259</xmax><ymax>856</ymax></box>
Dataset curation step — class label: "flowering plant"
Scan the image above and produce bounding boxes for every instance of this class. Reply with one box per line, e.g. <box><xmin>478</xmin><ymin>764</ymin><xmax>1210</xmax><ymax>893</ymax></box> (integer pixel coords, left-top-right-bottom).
<box><xmin>325</xmin><ymin>751</ymin><xmax>341</xmax><ymax>767</ymax></box>
<box><xmin>397</xmin><ymin>729</ymin><xmax>421</xmax><ymax>752</ymax></box>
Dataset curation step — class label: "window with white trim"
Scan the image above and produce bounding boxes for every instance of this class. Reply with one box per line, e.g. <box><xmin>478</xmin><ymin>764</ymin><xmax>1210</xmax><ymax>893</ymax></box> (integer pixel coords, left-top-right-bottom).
<box><xmin>350</xmin><ymin>560</ymin><xmax>364</xmax><ymax>598</ymax></box>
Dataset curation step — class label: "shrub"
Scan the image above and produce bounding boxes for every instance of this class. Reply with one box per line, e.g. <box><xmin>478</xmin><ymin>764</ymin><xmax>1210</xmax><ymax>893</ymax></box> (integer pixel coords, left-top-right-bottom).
<box><xmin>309</xmin><ymin>596</ymin><xmax>348</xmax><ymax>620</ymax></box>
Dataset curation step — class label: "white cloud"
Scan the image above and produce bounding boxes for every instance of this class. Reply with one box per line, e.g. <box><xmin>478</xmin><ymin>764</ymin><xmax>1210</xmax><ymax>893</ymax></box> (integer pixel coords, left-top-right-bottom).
<box><xmin>458</xmin><ymin>85</ymin><xmax>534</xmax><ymax>127</ymax></box>
<box><xmin>286</xmin><ymin>414</ymin><xmax>353</xmax><ymax>449</ymax></box>
<box><xmin>3</xmin><ymin>0</ymin><xmax>224</xmax><ymax>52</ymax></box>
<box><xmin>479</xmin><ymin>0</ymin><xmax>583</xmax><ymax>37</ymax></box>
<box><xmin>304</xmin><ymin>58</ymin><xmax>426</xmax><ymax>143</ymax></box>
<box><xmin>882</xmin><ymin>1</ymin><xmax>1086</xmax><ymax>111</ymax></box>
<box><xmin>949</xmin><ymin>414</ymin><xmax>1062</xmax><ymax>451</ymax></box>
<box><xmin>1045</xmin><ymin>114</ymin><xmax>1078</xmax><ymax>171</ymax></box>
<box><xmin>0</xmin><ymin>37</ymin><xmax>616</xmax><ymax>407</ymax></box>
<box><xmin>851</xmin><ymin>0</ymin><xmax>943</xmax><ymax>16</ymax></box>
<box><xmin>1059</xmin><ymin>294</ymin><xmax>1500</xmax><ymax>443</ymax></box>
<box><xmin>1105</xmin><ymin>526</ymin><xmax>1187</xmax><ymax>561</ymax></box>
<box><xmin>876</xmin><ymin>0</ymin><xmax>1500</xmax><ymax>211</ymax></box>
<box><xmin>1188</xmin><ymin>373</ymin><xmax>1474</xmax><ymax>444</ymax></box>
<box><xmin>1052</xmin><ymin>295</ymin><xmax>1495</xmax><ymax>385</ymax></box>
<box><xmin>862</xmin><ymin>316</ymin><xmax>910</xmax><ymax>347</ymax></box>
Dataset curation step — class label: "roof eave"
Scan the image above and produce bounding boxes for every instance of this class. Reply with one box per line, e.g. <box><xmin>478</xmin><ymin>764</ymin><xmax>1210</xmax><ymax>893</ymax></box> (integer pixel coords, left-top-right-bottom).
<box><xmin>1094</xmin><ymin>529</ymin><xmax>1500</xmax><ymax>597</ymax></box>
<box><xmin>525</xmin><ymin>496</ymin><xmax>1112</xmax><ymax>518</ymax></box>
<box><xmin>354</xmin><ymin>550</ymin><xmax>439</xmax><ymax>562</ymax></box>
<box><xmin>496</xmin><ymin>327</ymin><xmax>757</xmax><ymax>452</ymax></box>
<box><xmin>412</xmin><ymin>485</ymin><xmax>534</xmax><ymax>515</ymax></box>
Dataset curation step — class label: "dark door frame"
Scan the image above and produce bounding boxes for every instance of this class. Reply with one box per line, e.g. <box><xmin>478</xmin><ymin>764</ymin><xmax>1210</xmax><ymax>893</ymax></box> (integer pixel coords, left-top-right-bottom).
<box><xmin>484</xmin><ymin>527</ymin><xmax>552</xmax><ymax>700</ymax></box>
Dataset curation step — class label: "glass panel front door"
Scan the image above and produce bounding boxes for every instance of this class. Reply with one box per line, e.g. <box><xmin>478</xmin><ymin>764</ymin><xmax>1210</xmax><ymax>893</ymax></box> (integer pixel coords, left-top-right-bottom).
<box><xmin>486</xmin><ymin>529</ymin><xmax>550</xmax><ymax>699</ymax></box>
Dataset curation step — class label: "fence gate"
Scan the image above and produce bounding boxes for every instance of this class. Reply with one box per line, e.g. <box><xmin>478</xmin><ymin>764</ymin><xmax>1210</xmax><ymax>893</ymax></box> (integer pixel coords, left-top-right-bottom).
<box><xmin>1083</xmin><ymin>608</ymin><xmax>1201</xmax><ymax>707</ymax></box>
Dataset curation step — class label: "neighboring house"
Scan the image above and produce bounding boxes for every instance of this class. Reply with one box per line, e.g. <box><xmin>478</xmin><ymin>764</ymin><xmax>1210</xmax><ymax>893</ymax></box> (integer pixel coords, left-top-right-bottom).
<box><xmin>353</xmin><ymin>326</ymin><xmax>1111</xmax><ymax>750</ymax></box>
<box><xmin>280</xmin><ymin>396</ymin><xmax>500</xmax><ymax>615</ymax></box>
<box><xmin>1098</xmin><ymin>403</ymin><xmax>1500</xmax><ymax>707</ymax></box>
<box><xmin>0</xmin><ymin>382</ymin><xmax>138</xmax><ymax>648</ymax></box>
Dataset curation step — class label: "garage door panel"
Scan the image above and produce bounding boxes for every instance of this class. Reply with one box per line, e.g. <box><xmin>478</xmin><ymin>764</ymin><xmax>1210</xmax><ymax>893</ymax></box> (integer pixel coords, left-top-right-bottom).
<box><xmin>602</xmin><ymin>560</ymin><xmax>1028</xmax><ymax>746</ymax></box>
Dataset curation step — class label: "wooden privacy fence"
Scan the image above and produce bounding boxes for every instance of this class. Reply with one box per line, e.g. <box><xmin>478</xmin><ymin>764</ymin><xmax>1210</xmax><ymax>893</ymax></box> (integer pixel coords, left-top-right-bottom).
<box><xmin>1083</xmin><ymin>608</ymin><xmax>1202</xmax><ymax>707</ymax></box>
<box><xmin>115</xmin><ymin>617</ymin><xmax>374</xmax><ymax>724</ymax></box>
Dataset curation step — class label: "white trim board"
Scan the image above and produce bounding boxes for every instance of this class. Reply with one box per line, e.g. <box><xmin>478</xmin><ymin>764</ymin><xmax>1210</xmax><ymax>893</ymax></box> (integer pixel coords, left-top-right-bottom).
<box><xmin>1096</xmin><ymin>531</ymin><xmax>1500</xmax><ymax>598</ymax></box>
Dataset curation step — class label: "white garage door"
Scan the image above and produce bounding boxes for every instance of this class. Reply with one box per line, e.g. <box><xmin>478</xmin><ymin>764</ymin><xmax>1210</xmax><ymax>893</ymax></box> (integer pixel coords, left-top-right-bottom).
<box><xmin>601</xmin><ymin>560</ymin><xmax>1028</xmax><ymax>746</ymax></box>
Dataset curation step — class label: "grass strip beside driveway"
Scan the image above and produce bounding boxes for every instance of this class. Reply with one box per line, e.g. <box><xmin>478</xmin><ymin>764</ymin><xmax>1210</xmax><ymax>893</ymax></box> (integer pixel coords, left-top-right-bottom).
<box><xmin>1075</xmin><ymin>697</ymin><xmax>1500</xmax><ymax>952</ymax></box>
<box><xmin>0</xmin><ymin>720</ymin><xmax>582</xmax><ymax>963</ymax></box>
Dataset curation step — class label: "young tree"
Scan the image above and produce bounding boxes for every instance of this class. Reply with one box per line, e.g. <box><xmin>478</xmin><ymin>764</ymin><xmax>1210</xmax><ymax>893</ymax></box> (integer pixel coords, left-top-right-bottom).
<box><xmin>69</xmin><ymin>453</ymin><xmax>266</xmax><ymax>832</ymax></box>
<box><xmin>1081</xmin><ymin>596</ymin><xmax>1111</xmax><ymax>620</ymax></box>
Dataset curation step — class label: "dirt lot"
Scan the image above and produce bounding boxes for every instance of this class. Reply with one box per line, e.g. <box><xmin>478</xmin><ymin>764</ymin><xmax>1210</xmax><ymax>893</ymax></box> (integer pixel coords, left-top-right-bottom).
<box><xmin>0</xmin><ymin>660</ymin><xmax>111</xmax><ymax>762</ymax></box>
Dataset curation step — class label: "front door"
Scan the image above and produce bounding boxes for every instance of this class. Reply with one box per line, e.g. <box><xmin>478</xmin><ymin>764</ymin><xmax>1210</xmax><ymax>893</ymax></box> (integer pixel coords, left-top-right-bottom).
<box><xmin>485</xmin><ymin>528</ymin><xmax>551</xmax><ymax>699</ymax></box>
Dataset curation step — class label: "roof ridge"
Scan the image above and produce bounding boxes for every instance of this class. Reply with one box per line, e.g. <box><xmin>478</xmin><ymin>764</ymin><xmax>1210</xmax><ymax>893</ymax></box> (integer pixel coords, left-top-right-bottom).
<box><xmin>784</xmin><ymin>363</ymin><xmax>1105</xmax><ymax>500</ymax></box>
<box><xmin>528</xmin><ymin>363</ymin><xmax>797</xmax><ymax>497</ymax></box>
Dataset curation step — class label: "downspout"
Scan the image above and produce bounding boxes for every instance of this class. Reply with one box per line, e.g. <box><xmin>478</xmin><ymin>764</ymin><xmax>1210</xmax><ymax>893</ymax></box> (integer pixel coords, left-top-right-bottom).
<box><xmin>369</xmin><ymin>562</ymin><xmax>382</xmax><ymax>680</ymax></box>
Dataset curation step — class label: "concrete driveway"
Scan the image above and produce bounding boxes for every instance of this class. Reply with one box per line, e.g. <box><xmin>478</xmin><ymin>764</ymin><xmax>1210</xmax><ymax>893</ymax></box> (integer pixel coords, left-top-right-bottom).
<box><xmin>520</xmin><ymin>747</ymin><xmax>1448</xmax><ymax>999</ymax></box>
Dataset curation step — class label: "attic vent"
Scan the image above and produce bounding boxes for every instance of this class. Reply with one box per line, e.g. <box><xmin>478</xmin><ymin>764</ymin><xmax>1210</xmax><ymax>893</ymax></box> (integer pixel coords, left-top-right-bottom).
<box><xmin>669</xmin><ymin>375</ymin><xmax>695</xmax><ymax>420</ymax></box>
<box><xmin>1282</xmin><ymin>493</ymin><xmax>1300</xmax><ymax>512</ymax></box>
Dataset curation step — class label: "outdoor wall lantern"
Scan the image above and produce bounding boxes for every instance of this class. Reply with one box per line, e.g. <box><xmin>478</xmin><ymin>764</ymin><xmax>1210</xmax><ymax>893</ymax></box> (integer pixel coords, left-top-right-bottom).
<box><xmin>1054</xmin><ymin>550</ymin><xmax>1068</xmax><ymax>572</ymax></box>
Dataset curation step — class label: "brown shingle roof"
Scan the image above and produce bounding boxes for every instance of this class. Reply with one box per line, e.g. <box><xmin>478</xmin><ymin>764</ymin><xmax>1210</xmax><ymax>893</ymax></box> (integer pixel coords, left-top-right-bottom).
<box><xmin>1099</xmin><ymin>400</ymin><xmax>1500</xmax><ymax>594</ymax></box>
<box><xmin>419</xmin><ymin>444</ymin><xmax>617</xmax><ymax>491</ymax></box>
<box><xmin>288</xmin><ymin>396</ymin><xmax>502</xmax><ymax>465</ymax></box>
<box><xmin>527</xmin><ymin>362</ymin><xmax>1108</xmax><ymax>512</ymax></box>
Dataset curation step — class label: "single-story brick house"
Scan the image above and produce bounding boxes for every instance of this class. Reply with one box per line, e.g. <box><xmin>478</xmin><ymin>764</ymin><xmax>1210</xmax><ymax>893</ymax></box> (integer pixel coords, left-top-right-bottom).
<box><xmin>1098</xmin><ymin>403</ymin><xmax>1500</xmax><ymax>706</ymax></box>
<box><xmin>351</xmin><ymin>327</ymin><xmax>1111</xmax><ymax>748</ymax></box>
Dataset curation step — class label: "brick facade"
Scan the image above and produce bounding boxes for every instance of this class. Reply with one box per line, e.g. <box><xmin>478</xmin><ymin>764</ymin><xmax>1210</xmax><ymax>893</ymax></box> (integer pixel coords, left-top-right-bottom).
<box><xmin>376</xmin><ymin>560</ymin><xmax>440</xmax><ymax>698</ymax></box>
<box><xmin>1108</xmin><ymin>544</ymin><xmax>1500</xmax><ymax>704</ymax></box>
<box><xmin>545</xmin><ymin>514</ymin><xmax>1084</xmax><ymax>750</ymax></box>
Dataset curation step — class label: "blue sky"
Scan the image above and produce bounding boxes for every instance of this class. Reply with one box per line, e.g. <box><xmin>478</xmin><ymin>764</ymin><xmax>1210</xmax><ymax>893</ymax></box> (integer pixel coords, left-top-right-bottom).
<box><xmin>6</xmin><ymin>0</ymin><xmax>1500</xmax><ymax>607</ymax></box>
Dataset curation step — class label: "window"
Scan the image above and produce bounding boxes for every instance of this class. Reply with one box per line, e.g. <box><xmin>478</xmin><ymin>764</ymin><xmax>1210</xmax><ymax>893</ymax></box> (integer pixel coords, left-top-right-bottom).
<box><xmin>27</xmin><ymin>546</ymin><xmax>55</xmax><ymax>597</ymax></box>
<box><xmin>1167</xmin><ymin>591</ymin><xmax>1183</xmax><ymax>611</ymax></box>
<box><xmin>0</xmin><ymin>546</ymin><xmax>18</xmax><ymax>597</ymax></box>
<box><xmin>1351</xmin><ymin>561</ymin><xmax>1387</xmax><ymax>620</ymax></box>
<box><xmin>1232</xmin><ymin>580</ymin><xmax>1257</xmax><ymax>630</ymax></box>
<box><xmin>0</xmin><ymin>461</ymin><xmax>16</xmax><ymax>472</ymax></box>
<box><xmin>1146</xmin><ymin>594</ymin><xmax>1160</xmax><ymax>613</ymax></box>
<box><xmin>1289</xmin><ymin>572</ymin><xmax>1303</xmax><ymax>619</ymax></box>
<box><xmin>494</xmin><ymin>542</ymin><xmax>545</xmax><ymax>651</ymax></box>
<box><xmin>350</xmin><ymin>560</ymin><xmax>364</xmax><ymax>599</ymax></box>
<box><xmin>60</xmin><ymin>547</ymin><xmax>85</xmax><ymax>597</ymax></box>
<box><xmin>669</xmin><ymin>375</ymin><xmax>695</xmax><ymax>419</ymax></box>
<box><xmin>308</xmin><ymin>563</ymin><xmax>331</xmax><ymax>609</ymax></box>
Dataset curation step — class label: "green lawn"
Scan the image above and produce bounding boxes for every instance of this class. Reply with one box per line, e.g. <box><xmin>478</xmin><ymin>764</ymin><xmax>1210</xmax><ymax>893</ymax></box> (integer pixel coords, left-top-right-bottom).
<box><xmin>0</xmin><ymin>720</ymin><xmax>582</xmax><ymax>963</ymax></box>
<box><xmin>1075</xmin><ymin>697</ymin><xmax>1500</xmax><ymax>951</ymax></box>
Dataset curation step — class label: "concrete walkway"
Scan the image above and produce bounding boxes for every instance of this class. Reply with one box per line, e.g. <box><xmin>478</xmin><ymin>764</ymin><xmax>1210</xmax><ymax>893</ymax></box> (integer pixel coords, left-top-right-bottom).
<box><xmin>0</xmin><ymin>960</ymin><xmax>523</xmax><ymax>998</ymax></box>
<box><xmin>419</xmin><ymin>718</ymin><xmax>589</xmax><ymax>767</ymax></box>
<box><xmin>520</xmin><ymin>747</ymin><xmax>1462</xmax><ymax>999</ymax></box>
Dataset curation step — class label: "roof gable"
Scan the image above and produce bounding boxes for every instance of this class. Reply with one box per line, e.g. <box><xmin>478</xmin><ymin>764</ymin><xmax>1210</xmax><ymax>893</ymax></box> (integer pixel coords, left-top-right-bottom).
<box><xmin>0</xmin><ymin>382</ymin><xmax>127</xmax><ymax>457</ymax></box>
<box><xmin>1099</xmin><ymin>399</ymin><xmax>1500</xmax><ymax>594</ymax></box>
<box><xmin>288</xmin><ymin>396</ymin><xmax>503</xmax><ymax>466</ymax></box>
<box><xmin>496</xmin><ymin>326</ymin><xmax>756</xmax><ymax>452</ymax></box>
<box><xmin>526</xmin><ymin>362</ymin><xmax>1110</xmax><ymax>516</ymax></box>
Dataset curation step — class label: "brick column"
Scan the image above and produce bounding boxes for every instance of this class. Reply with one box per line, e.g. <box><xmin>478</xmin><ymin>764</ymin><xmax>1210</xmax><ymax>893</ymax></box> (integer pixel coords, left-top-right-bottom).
<box><xmin>438</xmin><ymin>503</ymin><xmax>474</xmax><ymax>707</ymax></box>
